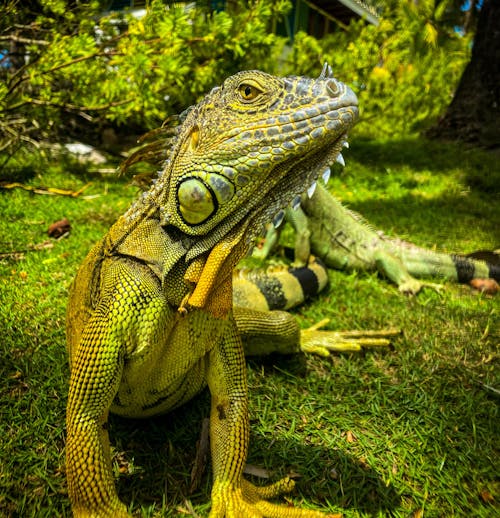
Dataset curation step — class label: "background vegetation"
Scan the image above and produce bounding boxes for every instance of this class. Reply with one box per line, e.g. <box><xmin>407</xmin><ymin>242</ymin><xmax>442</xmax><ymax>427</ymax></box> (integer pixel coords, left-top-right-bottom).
<box><xmin>0</xmin><ymin>1</ymin><xmax>498</xmax><ymax>517</ymax></box>
<box><xmin>1</xmin><ymin>0</ymin><xmax>474</xmax><ymax>158</ymax></box>
<box><xmin>1</xmin><ymin>136</ymin><xmax>498</xmax><ymax>518</ymax></box>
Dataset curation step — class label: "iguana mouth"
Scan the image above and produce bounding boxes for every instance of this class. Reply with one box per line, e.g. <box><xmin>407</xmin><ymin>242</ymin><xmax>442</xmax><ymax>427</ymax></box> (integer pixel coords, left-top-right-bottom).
<box><xmin>275</xmin><ymin>62</ymin><xmax>356</xmax><ymax>210</ymax></box>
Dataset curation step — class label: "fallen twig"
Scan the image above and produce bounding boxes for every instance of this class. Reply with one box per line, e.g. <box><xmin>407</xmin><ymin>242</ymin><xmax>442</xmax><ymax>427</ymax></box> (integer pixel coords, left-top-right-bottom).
<box><xmin>0</xmin><ymin>240</ymin><xmax>54</xmax><ymax>260</ymax></box>
<box><xmin>189</xmin><ymin>418</ymin><xmax>210</xmax><ymax>494</ymax></box>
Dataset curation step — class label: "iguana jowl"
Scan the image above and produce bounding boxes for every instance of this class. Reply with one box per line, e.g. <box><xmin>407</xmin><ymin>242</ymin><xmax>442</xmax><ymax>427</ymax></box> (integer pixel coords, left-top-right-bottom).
<box><xmin>66</xmin><ymin>67</ymin><xmax>358</xmax><ymax>517</ymax></box>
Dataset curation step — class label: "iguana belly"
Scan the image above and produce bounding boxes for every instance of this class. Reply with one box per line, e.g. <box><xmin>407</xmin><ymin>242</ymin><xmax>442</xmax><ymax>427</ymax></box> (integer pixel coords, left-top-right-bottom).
<box><xmin>110</xmin><ymin>309</ymin><xmax>226</xmax><ymax>418</ymax></box>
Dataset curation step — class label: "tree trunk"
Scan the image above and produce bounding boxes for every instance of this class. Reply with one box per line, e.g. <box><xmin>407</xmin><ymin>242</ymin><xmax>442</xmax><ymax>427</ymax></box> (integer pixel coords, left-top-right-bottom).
<box><xmin>427</xmin><ymin>0</ymin><xmax>499</xmax><ymax>147</ymax></box>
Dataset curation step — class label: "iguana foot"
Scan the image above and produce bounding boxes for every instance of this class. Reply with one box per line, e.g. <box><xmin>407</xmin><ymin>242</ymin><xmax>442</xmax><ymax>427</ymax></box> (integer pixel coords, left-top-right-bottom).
<box><xmin>209</xmin><ymin>477</ymin><xmax>339</xmax><ymax>517</ymax></box>
<box><xmin>398</xmin><ymin>279</ymin><xmax>443</xmax><ymax>296</ymax></box>
<box><xmin>300</xmin><ymin>319</ymin><xmax>401</xmax><ymax>355</ymax></box>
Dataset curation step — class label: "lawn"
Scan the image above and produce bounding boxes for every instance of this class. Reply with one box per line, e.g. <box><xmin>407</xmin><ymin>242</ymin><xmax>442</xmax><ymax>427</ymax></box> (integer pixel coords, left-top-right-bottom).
<box><xmin>0</xmin><ymin>136</ymin><xmax>498</xmax><ymax>517</ymax></box>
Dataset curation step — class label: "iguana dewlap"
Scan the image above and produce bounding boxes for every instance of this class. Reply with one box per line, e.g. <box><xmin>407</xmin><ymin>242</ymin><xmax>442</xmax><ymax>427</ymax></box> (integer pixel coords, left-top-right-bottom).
<box><xmin>66</xmin><ymin>66</ymin><xmax>358</xmax><ymax>517</ymax></box>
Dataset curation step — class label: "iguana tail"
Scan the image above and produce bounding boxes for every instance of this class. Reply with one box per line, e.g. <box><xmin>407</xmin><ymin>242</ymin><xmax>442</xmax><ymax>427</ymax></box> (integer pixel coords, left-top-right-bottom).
<box><xmin>233</xmin><ymin>256</ymin><xmax>328</xmax><ymax>312</ymax></box>
<box><xmin>399</xmin><ymin>246</ymin><xmax>500</xmax><ymax>283</ymax></box>
<box><xmin>464</xmin><ymin>250</ymin><xmax>500</xmax><ymax>280</ymax></box>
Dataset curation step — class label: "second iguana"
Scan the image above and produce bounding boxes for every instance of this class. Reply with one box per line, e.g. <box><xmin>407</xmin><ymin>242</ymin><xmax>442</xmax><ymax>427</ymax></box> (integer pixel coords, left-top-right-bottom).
<box><xmin>255</xmin><ymin>182</ymin><xmax>499</xmax><ymax>295</ymax></box>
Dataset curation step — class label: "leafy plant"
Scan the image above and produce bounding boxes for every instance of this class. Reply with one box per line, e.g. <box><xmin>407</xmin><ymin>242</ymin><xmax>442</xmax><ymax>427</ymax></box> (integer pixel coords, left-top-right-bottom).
<box><xmin>0</xmin><ymin>0</ymin><xmax>290</xmax><ymax>159</ymax></box>
<box><xmin>286</xmin><ymin>1</ymin><xmax>471</xmax><ymax>136</ymax></box>
<box><xmin>0</xmin><ymin>0</ymin><xmax>475</xmax><ymax>159</ymax></box>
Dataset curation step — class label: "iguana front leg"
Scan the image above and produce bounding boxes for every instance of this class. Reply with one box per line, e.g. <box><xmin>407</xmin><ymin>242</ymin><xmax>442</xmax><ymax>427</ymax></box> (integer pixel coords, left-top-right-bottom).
<box><xmin>252</xmin><ymin>206</ymin><xmax>311</xmax><ymax>268</ymax></box>
<box><xmin>207</xmin><ymin>313</ymin><xmax>333</xmax><ymax>517</ymax></box>
<box><xmin>66</xmin><ymin>259</ymin><xmax>170</xmax><ymax>517</ymax></box>
<box><xmin>287</xmin><ymin>206</ymin><xmax>312</xmax><ymax>268</ymax></box>
<box><xmin>66</xmin><ymin>303</ymin><xmax>128</xmax><ymax>517</ymax></box>
<box><xmin>252</xmin><ymin>223</ymin><xmax>281</xmax><ymax>261</ymax></box>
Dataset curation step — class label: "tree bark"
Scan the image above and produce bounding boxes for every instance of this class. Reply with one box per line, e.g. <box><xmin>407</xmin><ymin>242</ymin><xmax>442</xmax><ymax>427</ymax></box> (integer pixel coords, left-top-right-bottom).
<box><xmin>427</xmin><ymin>0</ymin><xmax>499</xmax><ymax>147</ymax></box>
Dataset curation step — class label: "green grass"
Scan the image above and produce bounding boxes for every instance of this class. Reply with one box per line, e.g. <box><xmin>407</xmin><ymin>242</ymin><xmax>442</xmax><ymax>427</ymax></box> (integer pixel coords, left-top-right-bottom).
<box><xmin>0</xmin><ymin>136</ymin><xmax>498</xmax><ymax>517</ymax></box>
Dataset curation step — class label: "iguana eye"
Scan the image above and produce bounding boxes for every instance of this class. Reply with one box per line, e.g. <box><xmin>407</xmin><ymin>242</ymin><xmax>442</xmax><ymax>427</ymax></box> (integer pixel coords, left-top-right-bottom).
<box><xmin>238</xmin><ymin>83</ymin><xmax>261</xmax><ymax>101</ymax></box>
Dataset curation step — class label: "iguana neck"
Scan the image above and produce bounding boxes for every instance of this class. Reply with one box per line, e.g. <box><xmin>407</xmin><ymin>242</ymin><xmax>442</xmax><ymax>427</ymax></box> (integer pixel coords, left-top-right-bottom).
<box><xmin>103</xmin><ymin>202</ymin><xmax>263</xmax><ymax>313</ymax></box>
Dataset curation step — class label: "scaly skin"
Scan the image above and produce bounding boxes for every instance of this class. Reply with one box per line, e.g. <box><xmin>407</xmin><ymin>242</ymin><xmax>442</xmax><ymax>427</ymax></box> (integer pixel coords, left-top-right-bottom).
<box><xmin>66</xmin><ymin>67</ymin><xmax>358</xmax><ymax>517</ymax></box>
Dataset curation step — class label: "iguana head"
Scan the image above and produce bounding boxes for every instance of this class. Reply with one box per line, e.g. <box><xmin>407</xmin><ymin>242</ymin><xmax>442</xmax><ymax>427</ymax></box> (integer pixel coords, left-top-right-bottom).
<box><xmin>136</xmin><ymin>66</ymin><xmax>357</xmax><ymax>251</ymax></box>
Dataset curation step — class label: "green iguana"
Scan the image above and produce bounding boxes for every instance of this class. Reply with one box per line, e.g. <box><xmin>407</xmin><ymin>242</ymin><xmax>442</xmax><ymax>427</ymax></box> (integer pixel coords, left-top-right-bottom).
<box><xmin>254</xmin><ymin>182</ymin><xmax>500</xmax><ymax>295</ymax></box>
<box><xmin>66</xmin><ymin>66</ymin><xmax>396</xmax><ymax>518</ymax></box>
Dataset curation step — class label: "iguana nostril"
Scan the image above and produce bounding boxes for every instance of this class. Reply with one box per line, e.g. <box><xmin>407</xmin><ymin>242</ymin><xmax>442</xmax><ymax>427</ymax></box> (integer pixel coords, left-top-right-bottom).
<box><xmin>326</xmin><ymin>78</ymin><xmax>341</xmax><ymax>97</ymax></box>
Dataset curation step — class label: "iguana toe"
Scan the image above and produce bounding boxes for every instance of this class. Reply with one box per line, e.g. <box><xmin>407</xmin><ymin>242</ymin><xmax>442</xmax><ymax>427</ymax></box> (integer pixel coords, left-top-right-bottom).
<box><xmin>301</xmin><ymin>321</ymin><xmax>400</xmax><ymax>355</ymax></box>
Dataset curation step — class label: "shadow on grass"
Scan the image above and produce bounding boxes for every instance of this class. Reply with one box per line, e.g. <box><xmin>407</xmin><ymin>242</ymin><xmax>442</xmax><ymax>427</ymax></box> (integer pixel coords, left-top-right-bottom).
<box><xmin>109</xmin><ymin>386</ymin><xmax>401</xmax><ymax>516</ymax></box>
<box><xmin>351</xmin><ymin>136</ymin><xmax>500</xmax><ymax>195</ymax></box>
<box><xmin>350</xmin><ymin>193</ymin><xmax>500</xmax><ymax>246</ymax></box>
<box><xmin>0</xmin><ymin>164</ymin><xmax>38</xmax><ymax>183</ymax></box>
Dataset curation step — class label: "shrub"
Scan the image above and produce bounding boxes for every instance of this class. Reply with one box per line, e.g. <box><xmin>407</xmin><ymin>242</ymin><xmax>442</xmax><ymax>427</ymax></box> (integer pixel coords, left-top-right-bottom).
<box><xmin>285</xmin><ymin>2</ymin><xmax>471</xmax><ymax>136</ymax></box>
<box><xmin>0</xmin><ymin>0</ymin><xmax>289</xmax><ymax>156</ymax></box>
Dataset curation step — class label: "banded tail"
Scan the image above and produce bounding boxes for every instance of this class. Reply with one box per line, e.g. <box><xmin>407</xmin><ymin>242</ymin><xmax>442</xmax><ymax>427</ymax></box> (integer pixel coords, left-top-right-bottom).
<box><xmin>461</xmin><ymin>250</ymin><xmax>500</xmax><ymax>282</ymax></box>
<box><xmin>401</xmin><ymin>247</ymin><xmax>500</xmax><ymax>283</ymax></box>
<box><xmin>233</xmin><ymin>256</ymin><xmax>328</xmax><ymax>312</ymax></box>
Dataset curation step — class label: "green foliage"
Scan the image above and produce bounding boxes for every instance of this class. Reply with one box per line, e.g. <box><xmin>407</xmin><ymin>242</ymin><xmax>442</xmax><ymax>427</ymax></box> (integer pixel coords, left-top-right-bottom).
<box><xmin>0</xmin><ymin>0</ymin><xmax>289</xmax><ymax>154</ymax></box>
<box><xmin>286</xmin><ymin>1</ymin><xmax>471</xmax><ymax>136</ymax></box>
<box><xmin>0</xmin><ymin>0</ymin><xmax>476</xmax><ymax>153</ymax></box>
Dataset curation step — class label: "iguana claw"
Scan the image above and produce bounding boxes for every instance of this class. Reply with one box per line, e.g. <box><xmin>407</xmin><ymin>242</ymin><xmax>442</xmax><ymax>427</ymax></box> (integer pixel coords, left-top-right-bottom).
<box><xmin>209</xmin><ymin>478</ymin><xmax>339</xmax><ymax>517</ymax></box>
<box><xmin>300</xmin><ymin>318</ymin><xmax>401</xmax><ymax>355</ymax></box>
